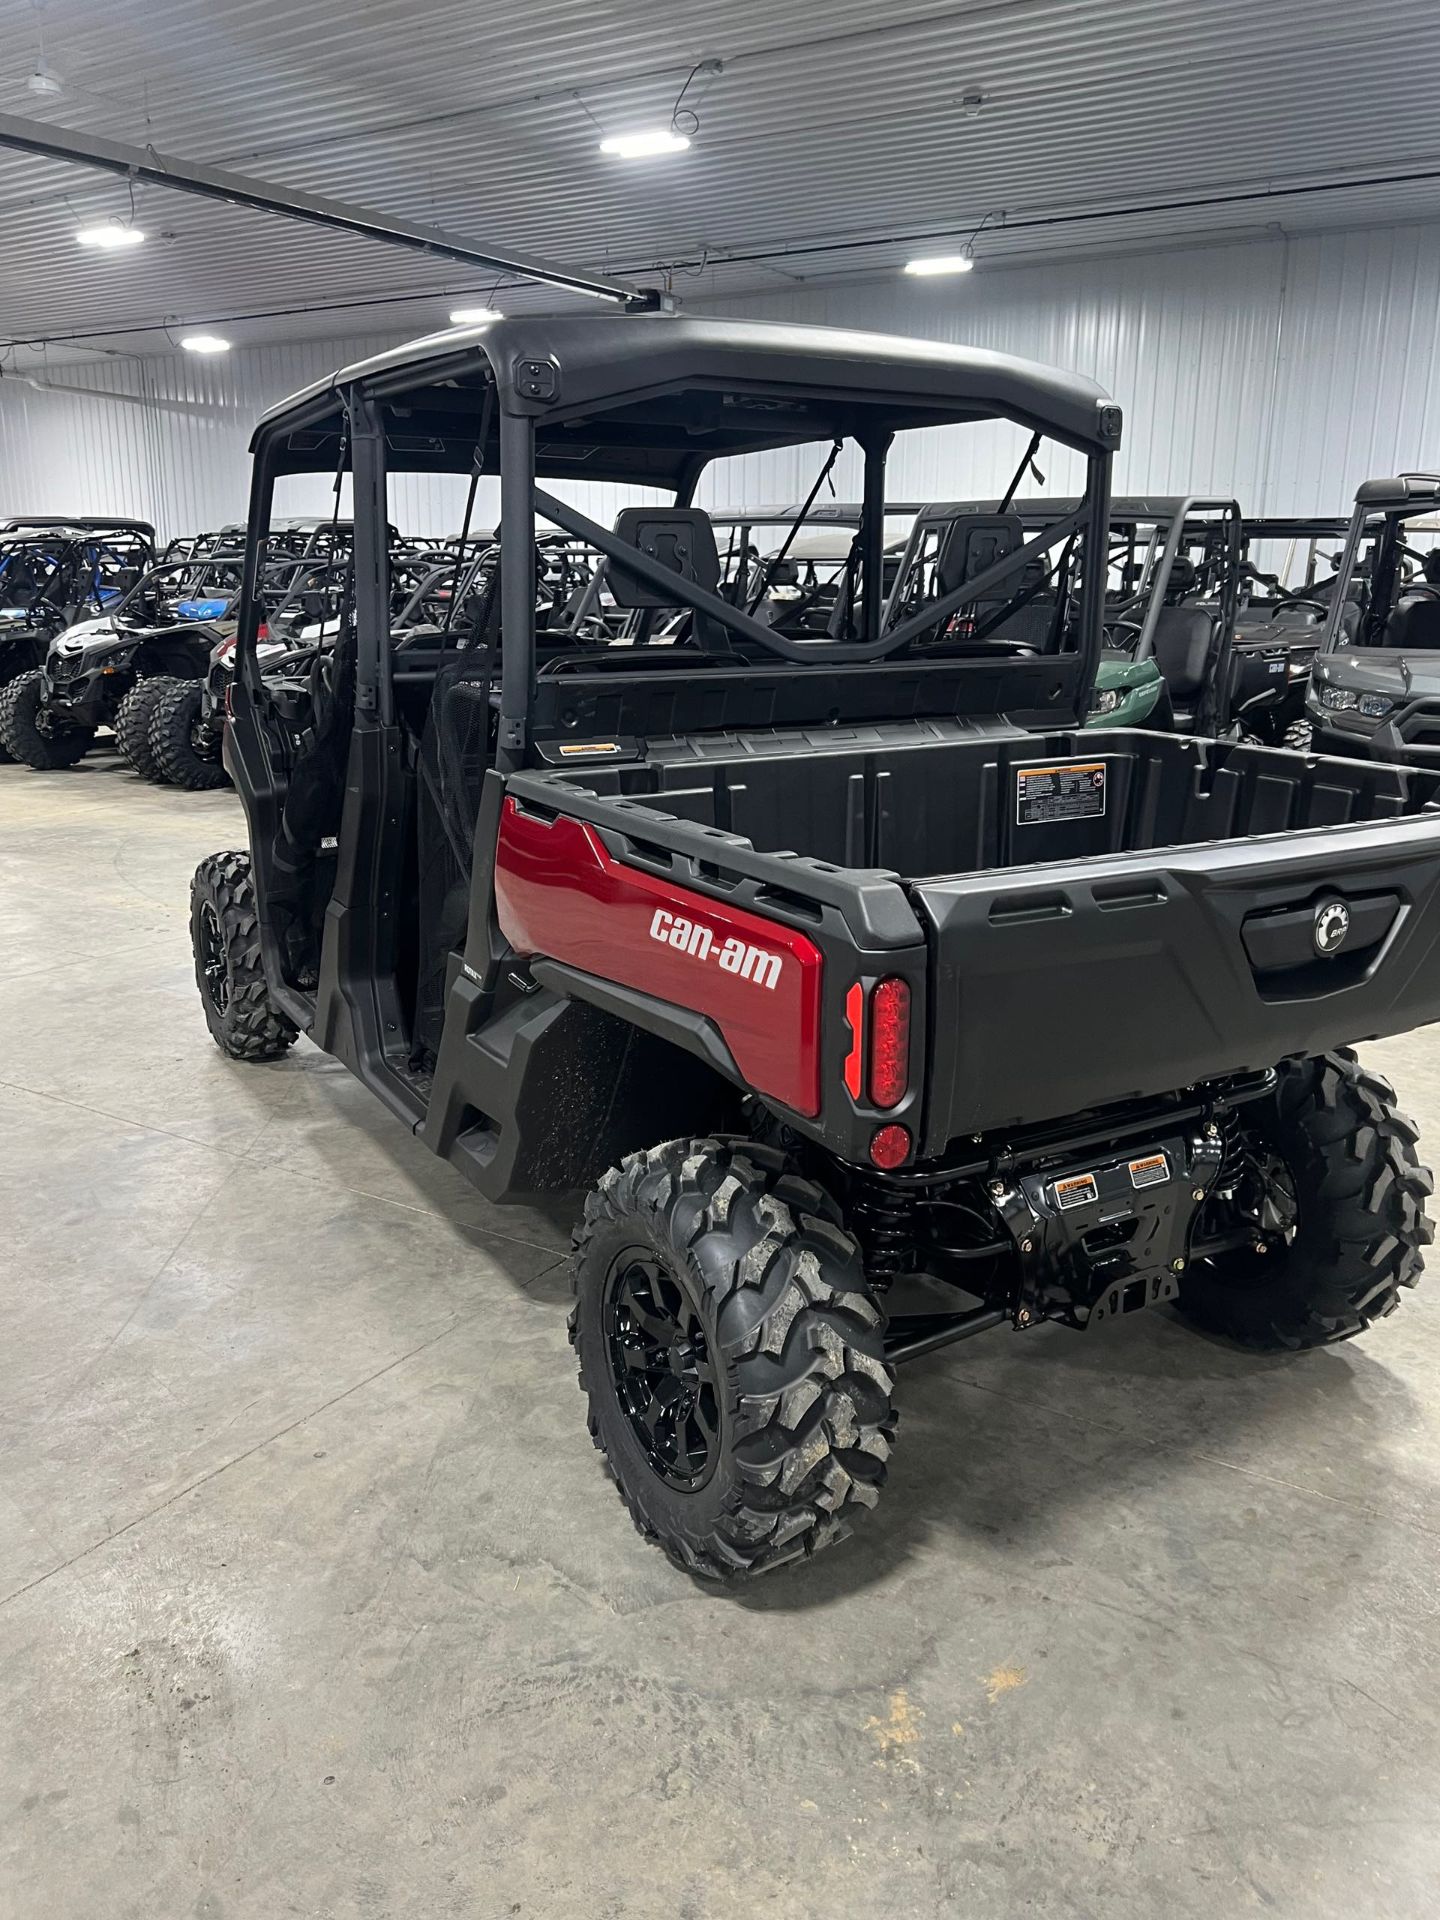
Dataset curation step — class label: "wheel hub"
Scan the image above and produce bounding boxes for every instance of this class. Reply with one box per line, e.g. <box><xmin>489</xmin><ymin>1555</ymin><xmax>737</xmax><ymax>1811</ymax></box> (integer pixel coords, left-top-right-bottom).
<box><xmin>198</xmin><ymin>900</ymin><xmax>230</xmax><ymax>1013</ymax></box>
<box><xmin>604</xmin><ymin>1253</ymin><xmax>720</xmax><ymax>1490</ymax></box>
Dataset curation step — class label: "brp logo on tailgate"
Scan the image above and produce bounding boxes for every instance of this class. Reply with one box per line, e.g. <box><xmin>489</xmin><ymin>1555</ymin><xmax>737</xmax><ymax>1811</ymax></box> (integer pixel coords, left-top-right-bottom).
<box><xmin>649</xmin><ymin>908</ymin><xmax>783</xmax><ymax>990</ymax></box>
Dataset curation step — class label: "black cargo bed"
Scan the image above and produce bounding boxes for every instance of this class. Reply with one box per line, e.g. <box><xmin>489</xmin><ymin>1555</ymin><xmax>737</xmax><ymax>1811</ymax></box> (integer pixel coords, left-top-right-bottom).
<box><xmin>554</xmin><ymin>724</ymin><xmax>1440</xmax><ymax>883</ymax></box>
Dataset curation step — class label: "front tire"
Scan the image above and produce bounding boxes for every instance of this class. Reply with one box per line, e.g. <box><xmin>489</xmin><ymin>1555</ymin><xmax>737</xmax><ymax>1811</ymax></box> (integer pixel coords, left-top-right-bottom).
<box><xmin>0</xmin><ymin>668</ymin><xmax>94</xmax><ymax>769</ymax></box>
<box><xmin>113</xmin><ymin>676</ymin><xmax>171</xmax><ymax>780</ymax></box>
<box><xmin>150</xmin><ymin>678</ymin><xmax>229</xmax><ymax>790</ymax></box>
<box><xmin>190</xmin><ymin>850</ymin><xmax>299</xmax><ymax>1061</ymax></box>
<box><xmin>1177</xmin><ymin>1050</ymin><xmax>1432</xmax><ymax>1350</ymax></box>
<box><xmin>571</xmin><ymin>1138</ymin><xmax>896</xmax><ymax>1579</ymax></box>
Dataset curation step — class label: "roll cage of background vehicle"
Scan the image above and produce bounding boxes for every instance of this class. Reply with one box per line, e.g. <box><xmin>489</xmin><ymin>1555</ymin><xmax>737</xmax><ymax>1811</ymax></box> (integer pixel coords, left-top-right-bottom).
<box><xmin>887</xmin><ymin>495</ymin><xmax>1243</xmax><ymax>733</ymax></box>
<box><xmin>1306</xmin><ymin>474</ymin><xmax>1440</xmax><ymax>763</ymax></box>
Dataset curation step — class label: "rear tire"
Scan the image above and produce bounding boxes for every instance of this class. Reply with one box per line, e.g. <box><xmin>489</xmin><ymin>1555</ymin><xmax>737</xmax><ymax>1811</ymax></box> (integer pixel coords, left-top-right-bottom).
<box><xmin>190</xmin><ymin>850</ymin><xmax>299</xmax><ymax>1061</ymax></box>
<box><xmin>571</xmin><ymin>1137</ymin><xmax>896</xmax><ymax>1579</ymax></box>
<box><xmin>150</xmin><ymin>678</ymin><xmax>229</xmax><ymax>790</ymax></box>
<box><xmin>0</xmin><ymin>668</ymin><xmax>94</xmax><ymax>769</ymax></box>
<box><xmin>1176</xmin><ymin>1050</ymin><xmax>1432</xmax><ymax>1350</ymax></box>
<box><xmin>1283</xmin><ymin>717</ymin><xmax>1314</xmax><ymax>751</ymax></box>
<box><xmin>113</xmin><ymin>676</ymin><xmax>171</xmax><ymax>780</ymax></box>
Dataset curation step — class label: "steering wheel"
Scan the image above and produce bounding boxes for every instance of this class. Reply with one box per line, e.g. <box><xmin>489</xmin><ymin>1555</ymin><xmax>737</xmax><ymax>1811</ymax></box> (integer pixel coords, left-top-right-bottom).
<box><xmin>1267</xmin><ymin>597</ymin><xmax>1328</xmax><ymax>620</ymax></box>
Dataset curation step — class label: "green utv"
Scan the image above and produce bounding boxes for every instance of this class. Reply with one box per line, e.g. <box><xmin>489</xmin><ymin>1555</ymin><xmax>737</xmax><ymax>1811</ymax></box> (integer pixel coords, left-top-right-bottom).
<box><xmin>191</xmin><ymin>314</ymin><xmax>1436</xmax><ymax>1580</ymax></box>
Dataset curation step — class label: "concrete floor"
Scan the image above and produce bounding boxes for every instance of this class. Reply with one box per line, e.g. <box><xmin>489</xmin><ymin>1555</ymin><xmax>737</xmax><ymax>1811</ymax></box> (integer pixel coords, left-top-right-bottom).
<box><xmin>3</xmin><ymin>744</ymin><xmax>1440</xmax><ymax>1920</ymax></box>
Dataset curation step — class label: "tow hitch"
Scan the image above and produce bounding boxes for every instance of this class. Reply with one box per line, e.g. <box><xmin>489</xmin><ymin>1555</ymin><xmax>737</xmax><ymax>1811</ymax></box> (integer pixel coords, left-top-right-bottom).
<box><xmin>991</xmin><ymin>1126</ymin><xmax>1224</xmax><ymax>1331</ymax></box>
<box><xmin>872</xmin><ymin>1072</ymin><xmax>1277</xmax><ymax>1363</ymax></box>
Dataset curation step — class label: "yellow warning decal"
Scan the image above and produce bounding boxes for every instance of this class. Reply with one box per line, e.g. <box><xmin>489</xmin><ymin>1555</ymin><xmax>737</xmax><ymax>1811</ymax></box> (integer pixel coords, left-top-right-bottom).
<box><xmin>1054</xmin><ymin>1172</ymin><xmax>1099</xmax><ymax>1210</ymax></box>
<box><xmin>557</xmin><ymin>741</ymin><xmax>622</xmax><ymax>756</ymax></box>
<box><xmin>1128</xmin><ymin>1151</ymin><xmax>1171</xmax><ymax>1190</ymax></box>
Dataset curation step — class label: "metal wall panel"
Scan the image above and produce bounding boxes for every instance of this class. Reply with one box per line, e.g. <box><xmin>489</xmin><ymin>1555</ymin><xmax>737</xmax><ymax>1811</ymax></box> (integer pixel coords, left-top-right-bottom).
<box><xmin>1</xmin><ymin>223</ymin><xmax>1438</xmax><ymax>538</ymax></box>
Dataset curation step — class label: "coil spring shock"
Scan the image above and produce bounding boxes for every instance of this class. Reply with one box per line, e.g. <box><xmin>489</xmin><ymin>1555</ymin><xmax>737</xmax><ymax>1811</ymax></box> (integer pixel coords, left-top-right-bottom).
<box><xmin>1216</xmin><ymin>1110</ymin><xmax>1246</xmax><ymax>1192</ymax></box>
<box><xmin>849</xmin><ymin>1172</ymin><xmax>915</xmax><ymax>1287</ymax></box>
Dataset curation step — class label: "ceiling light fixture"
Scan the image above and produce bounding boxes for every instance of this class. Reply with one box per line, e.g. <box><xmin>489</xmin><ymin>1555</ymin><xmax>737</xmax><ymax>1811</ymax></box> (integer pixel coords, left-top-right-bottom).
<box><xmin>904</xmin><ymin>248</ymin><xmax>975</xmax><ymax>276</ymax></box>
<box><xmin>593</xmin><ymin>55</ymin><xmax>719</xmax><ymax>160</ymax></box>
<box><xmin>26</xmin><ymin>60</ymin><xmax>63</xmax><ymax>96</ymax></box>
<box><xmin>76</xmin><ymin>221</ymin><xmax>145</xmax><ymax>250</ymax></box>
<box><xmin>599</xmin><ymin>128</ymin><xmax>691</xmax><ymax>159</ymax></box>
<box><xmin>448</xmin><ymin>306</ymin><xmax>503</xmax><ymax>325</ymax></box>
<box><xmin>180</xmin><ymin>333</ymin><xmax>231</xmax><ymax>354</ymax></box>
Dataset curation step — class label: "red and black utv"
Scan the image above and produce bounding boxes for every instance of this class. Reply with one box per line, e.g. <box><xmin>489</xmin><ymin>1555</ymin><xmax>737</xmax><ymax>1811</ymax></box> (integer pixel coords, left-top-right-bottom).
<box><xmin>191</xmin><ymin>315</ymin><xmax>1436</xmax><ymax>1578</ymax></box>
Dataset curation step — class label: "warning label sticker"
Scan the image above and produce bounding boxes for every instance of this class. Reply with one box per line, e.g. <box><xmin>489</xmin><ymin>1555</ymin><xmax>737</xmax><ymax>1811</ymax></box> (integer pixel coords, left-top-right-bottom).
<box><xmin>1054</xmin><ymin>1172</ymin><xmax>1099</xmax><ymax>1211</ymax></box>
<box><xmin>1016</xmin><ymin>761</ymin><xmax>1107</xmax><ymax>826</ymax></box>
<box><xmin>1127</xmin><ymin>1151</ymin><xmax>1171</xmax><ymax>1190</ymax></box>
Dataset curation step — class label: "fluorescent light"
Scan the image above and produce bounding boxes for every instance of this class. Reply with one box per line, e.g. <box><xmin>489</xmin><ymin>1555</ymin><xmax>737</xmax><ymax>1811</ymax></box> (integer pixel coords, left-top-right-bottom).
<box><xmin>904</xmin><ymin>251</ymin><xmax>975</xmax><ymax>277</ymax></box>
<box><xmin>599</xmin><ymin>128</ymin><xmax>690</xmax><ymax>159</ymax></box>
<box><xmin>180</xmin><ymin>334</ymin><xmax>231</xmax><ymax>354</ymax></box>
<box><xmin>449</xmin><ymin>307</ymin><xmax>503</xmax><ymax>325</ymax></box>
<box><xmin>76</xmin><ymin>223</ymin><xmax>145</xmax><ymax>250</ymax></box>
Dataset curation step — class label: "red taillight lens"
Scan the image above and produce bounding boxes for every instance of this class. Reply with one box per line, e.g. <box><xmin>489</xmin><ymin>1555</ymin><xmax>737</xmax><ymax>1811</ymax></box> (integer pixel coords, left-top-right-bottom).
<box><xmin>870</xmin><ymin>1123</ymin><xmax>911</xmax><ymax>1170</ymax></box>
<box><xmin>868</xmin><ymin>977</ymin><xmax>910</xmax><ymax>1109</ymax></box>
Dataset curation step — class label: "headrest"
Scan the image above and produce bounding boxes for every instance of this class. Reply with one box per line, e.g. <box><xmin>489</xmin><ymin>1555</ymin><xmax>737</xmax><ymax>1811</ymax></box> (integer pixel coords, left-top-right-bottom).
<box><xmin>934</xmin><ymin>513</ymin><xmax>1025</xmax><ymax>599</ymax></box>
<box><xmin>1165</xmin><ymin>555</ymin><xmax>1199</xmax><ymax>595</ymax></box>
<box><xmin>609</xmin><ymin>508</ymin><xmax>721</xmax><ymax>609</ymax></box>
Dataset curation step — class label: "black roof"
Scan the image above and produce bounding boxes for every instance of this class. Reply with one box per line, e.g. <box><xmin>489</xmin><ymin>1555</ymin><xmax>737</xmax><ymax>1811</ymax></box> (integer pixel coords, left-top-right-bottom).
<box><xmin>907</xmin><ymin>494</ymin><xmax>1237</xmax><ymax>525</ymax></box>
<box><xmin>257</xmin><ymin>314</ymin><xmax>1121</xmax><ymax>484</ymax></box>
<box><xmin>1355</xmin><ymin>474</ymin><xmax>1440</xmax><ymax>511</ymax></box>
<box><xmin>1240</xmin><ymin>516</ymin><xmax>1349</xmax><ymax>537</ymax></box>
<box><xmin>708</xmin><ymin>502</ymin><xmax>926</xmax><ymax>525</ymax></box>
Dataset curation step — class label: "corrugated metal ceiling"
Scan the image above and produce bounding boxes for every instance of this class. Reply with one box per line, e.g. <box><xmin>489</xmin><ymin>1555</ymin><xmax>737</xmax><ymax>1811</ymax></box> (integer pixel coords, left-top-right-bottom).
<box><xmin>1</xmin><ymin>0</ymin><xmax>1438</xmax><ymax>361</ymax></box>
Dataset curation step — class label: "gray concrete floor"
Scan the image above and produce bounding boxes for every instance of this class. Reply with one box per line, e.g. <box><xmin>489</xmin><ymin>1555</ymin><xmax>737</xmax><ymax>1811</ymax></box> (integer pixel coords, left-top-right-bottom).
<box><xmin>3</xmin><ymin>744</ymin><xmax>1440</xmax><ymax>1919</ymax></box>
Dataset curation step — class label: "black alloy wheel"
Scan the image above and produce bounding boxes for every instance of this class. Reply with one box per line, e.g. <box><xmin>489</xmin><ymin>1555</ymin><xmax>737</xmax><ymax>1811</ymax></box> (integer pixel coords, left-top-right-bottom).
<box><xmin>604</xmin><ymin>1252</ymin><xmax>721</xmax><ymax>1490</ymax></box>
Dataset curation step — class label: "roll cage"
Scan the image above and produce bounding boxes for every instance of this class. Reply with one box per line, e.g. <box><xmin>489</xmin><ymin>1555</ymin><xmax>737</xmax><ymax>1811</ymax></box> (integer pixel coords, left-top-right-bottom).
<box><xmin>236</xmin><ymin>314</ymin><xmax>1121</xmax><ymax>768</ymax></box>
<box><xmin>1318</xmin><ymin>475</ymin><xmax>1440</xmax><ymax>655</ymax></box>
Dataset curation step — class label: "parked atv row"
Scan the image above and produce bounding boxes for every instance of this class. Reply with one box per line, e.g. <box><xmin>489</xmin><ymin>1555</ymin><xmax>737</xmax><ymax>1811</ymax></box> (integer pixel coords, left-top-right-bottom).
<box><xmin>0</xmin><ymin>517</ymin><xmax>154</xmax><ymax>760</ymax></box>
<box><xmin>0</xmin><ymin>514</ymin><xmax>468</xmax><ymax>783</ymax></box>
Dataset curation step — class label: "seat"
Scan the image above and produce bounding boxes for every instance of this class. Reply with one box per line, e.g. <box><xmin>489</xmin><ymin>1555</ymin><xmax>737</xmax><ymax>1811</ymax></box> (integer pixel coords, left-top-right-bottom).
<box><xmin>1386</xmin><ymin>592</ymin><xmax>1440</xmax><ymax>650</ymax></box>
<box><xmin>413</xmin><ymin>642</ymin><xmax>495</xmax><ymax>1063</ymax></box>
<box><xmin>1150</xmin><ymin>606</ymin><xmax>1218</xmax><ymax>730</ymax></box>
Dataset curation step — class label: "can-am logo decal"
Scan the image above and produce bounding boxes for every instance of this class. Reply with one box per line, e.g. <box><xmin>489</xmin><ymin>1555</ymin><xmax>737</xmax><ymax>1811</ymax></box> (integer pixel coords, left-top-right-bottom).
<box><xmin>649</xmin><ymin>908</ymin><xmax>782</xmax><ymax>990</ymax></box>
<box><xmin>1313</xmin><ymin>899</ymin><xmax>1351</xmax><ymax>956</ymax></box>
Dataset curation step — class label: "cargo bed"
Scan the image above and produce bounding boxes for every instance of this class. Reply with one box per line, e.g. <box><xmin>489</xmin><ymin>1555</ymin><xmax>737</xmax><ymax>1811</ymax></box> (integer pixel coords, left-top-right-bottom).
<box><xmin>526</xmin><ymin>724</ymin><xmax>1440</xmax><ymax>1149</ymax></box>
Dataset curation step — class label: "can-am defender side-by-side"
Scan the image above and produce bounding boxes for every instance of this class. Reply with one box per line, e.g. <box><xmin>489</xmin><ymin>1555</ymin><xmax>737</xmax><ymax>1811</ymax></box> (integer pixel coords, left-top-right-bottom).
<box><xmin>1306</xmin><ymin>475</ymin><xmax>1440</xmax><ymax>765</ymax></box>
<box><xmin>191</xmin><ymin>316</ymin><xmax>1436</xmax><ymax>1580</ymax></box>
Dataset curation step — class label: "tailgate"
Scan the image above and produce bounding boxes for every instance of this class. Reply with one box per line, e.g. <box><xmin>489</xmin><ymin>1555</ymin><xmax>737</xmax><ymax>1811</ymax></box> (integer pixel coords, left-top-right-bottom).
<box><xmin>914</xmin><ymin>814</ymin><xmax>1440</xmax><ymax>1148</ymax></box>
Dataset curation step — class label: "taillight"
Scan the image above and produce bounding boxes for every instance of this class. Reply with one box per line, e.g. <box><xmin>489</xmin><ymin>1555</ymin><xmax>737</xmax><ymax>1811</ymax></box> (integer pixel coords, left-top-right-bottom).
<box><xmin>868</xmin><ymin>977</ymin><xmax>910</xmax><ymax>1109</ymax></box>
